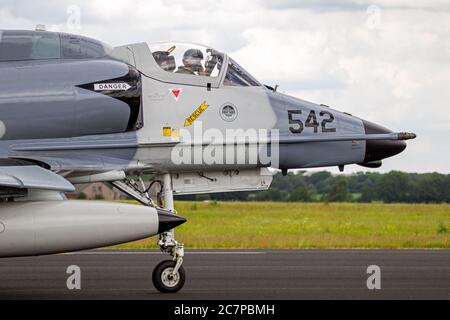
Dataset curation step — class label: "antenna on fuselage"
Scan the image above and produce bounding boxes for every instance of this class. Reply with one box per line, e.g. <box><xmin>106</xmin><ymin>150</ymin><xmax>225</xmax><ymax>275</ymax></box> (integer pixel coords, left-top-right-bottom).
<box><xmin>35</xmin><ymin>24</ymin><xmax>47</xmax><ymax>32</ymax></box>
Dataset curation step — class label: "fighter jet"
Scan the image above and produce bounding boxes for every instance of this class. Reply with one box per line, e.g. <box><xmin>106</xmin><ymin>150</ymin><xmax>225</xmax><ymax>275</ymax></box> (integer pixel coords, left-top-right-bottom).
<box><xmin>0</xmin><ymin>28</ymin><xmax>416</xmax><ymax>293</ymax></box>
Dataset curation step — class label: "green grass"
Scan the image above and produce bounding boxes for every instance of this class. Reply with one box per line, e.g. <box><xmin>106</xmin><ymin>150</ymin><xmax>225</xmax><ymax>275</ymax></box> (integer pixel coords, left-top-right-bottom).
<box><xmin>112</xmin><ymin>202</ymin><xmax>450</xmax><ymax>249</ymax></box>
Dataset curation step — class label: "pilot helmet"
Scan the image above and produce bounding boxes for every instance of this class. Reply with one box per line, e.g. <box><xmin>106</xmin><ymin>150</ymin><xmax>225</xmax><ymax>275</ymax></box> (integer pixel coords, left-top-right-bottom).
<box><xmin>182</xmin><ymin>49</ymin><xmax>204</xmax><ymax>72</ymax></box>
<box><xmin>153</xmin><ymin>51</ymin><xmax>176</xmax><ymax>72</ymax></box>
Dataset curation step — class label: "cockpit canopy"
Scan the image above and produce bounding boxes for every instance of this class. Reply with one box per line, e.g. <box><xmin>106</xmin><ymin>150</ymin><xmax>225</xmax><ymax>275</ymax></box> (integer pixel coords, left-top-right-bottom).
<box><xmin>148</xmin><ymin>42</ymin><xmax>261</xmax><ymax>87</ymax></box>
<box><xmin>0</xmin><ymin>30</ymin><xmax>113</xmax><ymax>61</ymax></box>
<box><xmin>149</xmin><ymin>43</ymin><xmax>223</xmax><ymax>77</ymax></box>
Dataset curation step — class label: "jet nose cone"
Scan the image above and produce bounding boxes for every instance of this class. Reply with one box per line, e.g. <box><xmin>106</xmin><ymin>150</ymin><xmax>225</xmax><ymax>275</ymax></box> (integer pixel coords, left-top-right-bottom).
<box><xmin>363</xmin><ymin>120</ymin><xmax>407</xmax><ymax>162</ymax></box>
<box><xmin>157</xmin><ymin>208</ymin><xmax>187</xmax><ymax>234</ymax></box>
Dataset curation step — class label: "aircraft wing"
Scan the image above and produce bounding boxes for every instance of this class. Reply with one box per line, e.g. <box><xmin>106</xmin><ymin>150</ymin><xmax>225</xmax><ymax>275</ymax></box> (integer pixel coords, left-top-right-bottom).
<box><xmin>0</xmin><ymin>165</ymin><xmax>75</xmax><ymax>192</ymax></box>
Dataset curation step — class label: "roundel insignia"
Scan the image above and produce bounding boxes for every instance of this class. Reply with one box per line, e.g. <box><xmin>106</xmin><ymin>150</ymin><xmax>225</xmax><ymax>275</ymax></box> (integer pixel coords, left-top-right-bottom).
<box><xmin>220</xmin><ymin>104</ymin><xmax>238</xmax><ymax>122</ymax></box>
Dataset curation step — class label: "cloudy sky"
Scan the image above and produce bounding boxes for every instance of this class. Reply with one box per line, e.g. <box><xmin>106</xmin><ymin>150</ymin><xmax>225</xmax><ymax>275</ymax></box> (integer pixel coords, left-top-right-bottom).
<box><xmin>0</xmin><ymin>0</ymin><xmax>449</xmax><ymax>173</ymax></box>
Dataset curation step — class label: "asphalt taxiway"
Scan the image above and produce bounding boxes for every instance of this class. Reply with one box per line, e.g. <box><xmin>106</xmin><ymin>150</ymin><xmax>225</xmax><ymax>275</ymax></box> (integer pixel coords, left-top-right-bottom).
<box><xmin>0</xmin><ymin>250</ymin><xmax>448</xmax><ymax>300</ymax></box>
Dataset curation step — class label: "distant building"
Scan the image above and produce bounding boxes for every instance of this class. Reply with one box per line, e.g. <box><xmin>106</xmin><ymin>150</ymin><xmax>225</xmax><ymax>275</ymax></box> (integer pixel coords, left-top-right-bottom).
<box><xmin>67</xmin><ymin>182</ymin><xmax>128</xmax><ymax>200</ymax></box>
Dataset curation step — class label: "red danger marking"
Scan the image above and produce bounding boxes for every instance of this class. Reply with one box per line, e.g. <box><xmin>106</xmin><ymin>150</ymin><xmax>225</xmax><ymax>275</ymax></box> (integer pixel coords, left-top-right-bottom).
<box><xmin>172</xmin><ymin>89</ymin><xmax>180</xmax><ymax>98</ymax></box>
<box><xmin>170</xmin><ymin>88</ymin><xmax>182</xmax><ymax>100</ymax></box>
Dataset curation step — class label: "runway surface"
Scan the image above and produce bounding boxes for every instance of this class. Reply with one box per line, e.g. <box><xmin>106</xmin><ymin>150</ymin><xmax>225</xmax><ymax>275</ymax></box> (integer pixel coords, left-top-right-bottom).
<box><xmin>0</xmin><ymin>250</ymin><xmax>448</xmax><ymax>300</ymax></box>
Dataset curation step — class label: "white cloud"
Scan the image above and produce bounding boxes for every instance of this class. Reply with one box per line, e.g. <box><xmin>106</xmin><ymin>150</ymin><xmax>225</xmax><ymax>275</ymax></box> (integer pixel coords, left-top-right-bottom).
<box><xmin>0</xmin><ymin>0</ymin><xmax>448</xmax><ymax>173</ymax></box>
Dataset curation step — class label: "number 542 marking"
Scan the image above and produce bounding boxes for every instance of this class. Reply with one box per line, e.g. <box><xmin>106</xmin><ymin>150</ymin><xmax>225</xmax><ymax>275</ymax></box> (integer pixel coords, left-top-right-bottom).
<box><xmin>288</xmin><ymin>110</ymin><xmax>336</xmax><ymax>134</ymax></box>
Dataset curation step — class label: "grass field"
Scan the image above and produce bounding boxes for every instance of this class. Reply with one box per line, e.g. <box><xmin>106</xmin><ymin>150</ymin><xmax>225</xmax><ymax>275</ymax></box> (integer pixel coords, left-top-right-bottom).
<box><xmin>113</xmin><ymin>201</ymin><xmax>450</xmax><ymax>249</ymax></box>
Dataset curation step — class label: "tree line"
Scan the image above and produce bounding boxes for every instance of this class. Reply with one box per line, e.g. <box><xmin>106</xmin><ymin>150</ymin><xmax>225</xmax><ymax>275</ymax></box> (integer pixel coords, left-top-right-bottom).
<box><xmin>176</xmin><ymin>171</ymin><xmax>450</xmax><ymax>203</ymax></box>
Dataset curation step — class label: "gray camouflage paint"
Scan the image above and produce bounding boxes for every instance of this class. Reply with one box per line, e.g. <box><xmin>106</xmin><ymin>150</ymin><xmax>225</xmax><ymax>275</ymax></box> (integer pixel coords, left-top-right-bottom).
<box><xmin>0</xmin><ymin>59</ymin><xmax>132</xmax><ymax>140</ymax></box>
<box><xmin>0</xmin><ymin>30</ymin><xmax>401</xmax><ymax>176</ymax></box>
<box><xmin>268</xmin><ymin>92</ymin><xmax>365</xmax><ymax>168</ymax></box>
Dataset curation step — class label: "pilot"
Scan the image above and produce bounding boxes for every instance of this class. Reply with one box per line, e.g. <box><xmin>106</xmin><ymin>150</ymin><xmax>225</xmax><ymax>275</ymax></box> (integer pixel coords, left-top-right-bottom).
<box><xmin>176</xmin><ymin>49</ymin><xmax>205</xmax><ymax>75</ymax></box>
<box><xmin>152</xmin><ymin>51</ymin><xmax>176</xmax><ymax>72</ymax></box>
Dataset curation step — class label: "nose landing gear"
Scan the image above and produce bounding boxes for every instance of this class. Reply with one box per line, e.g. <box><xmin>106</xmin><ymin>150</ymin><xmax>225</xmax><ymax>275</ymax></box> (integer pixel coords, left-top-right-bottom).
<box><xmin>156</xmin><ymin>231</ymin><xmax>185</xmax><ymax>293</ymax></box>
<box><xmin>154</xmin><ymin>173</ymin><xmax>186</xmax><ymax>293</ymax></box>
<box><xmin>112</xmin><ymin>172</ymin><xmax>186</xmax><ymax>293</ymax></box>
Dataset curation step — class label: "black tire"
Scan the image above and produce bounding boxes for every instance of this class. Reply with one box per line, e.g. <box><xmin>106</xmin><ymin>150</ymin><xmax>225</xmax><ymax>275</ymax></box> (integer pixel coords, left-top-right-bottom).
<box><xmin>152</xmin><ymin>260</ymin><xmax>185</xmax><ymax>293</ymax></box>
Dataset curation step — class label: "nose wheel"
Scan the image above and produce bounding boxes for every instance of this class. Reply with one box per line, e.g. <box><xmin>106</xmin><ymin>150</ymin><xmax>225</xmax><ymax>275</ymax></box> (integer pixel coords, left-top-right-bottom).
<box><xmin>152</xmin><ymin>260</ymin><xmax>186</xmax><ymax>293</ymax></box>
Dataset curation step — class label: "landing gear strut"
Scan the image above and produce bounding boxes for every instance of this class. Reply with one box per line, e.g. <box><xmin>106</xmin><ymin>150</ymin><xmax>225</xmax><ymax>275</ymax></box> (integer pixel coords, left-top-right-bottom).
<box><xmin>112</xmin><ymin>173</ymin><xmax>185</xmax><ymax>293</ymax></box>
<box><xmin>153</xmin><ymin>173</ymin><xmax>185</xmax><ymax>293</ymax></box>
